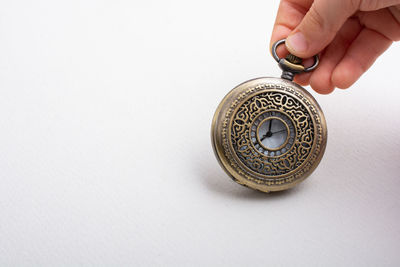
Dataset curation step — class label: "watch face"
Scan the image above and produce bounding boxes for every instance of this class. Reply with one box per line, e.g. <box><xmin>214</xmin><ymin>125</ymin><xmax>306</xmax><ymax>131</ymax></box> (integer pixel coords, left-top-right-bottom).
<box><xmin>251</xmin><ymin>111</ymin><xmax>295</xmax><ymax>156</ymax></box>
<box><xmin>212</xmin><ymin>77</ymin><xmax>327</xmax><ymax>192</ymax></box>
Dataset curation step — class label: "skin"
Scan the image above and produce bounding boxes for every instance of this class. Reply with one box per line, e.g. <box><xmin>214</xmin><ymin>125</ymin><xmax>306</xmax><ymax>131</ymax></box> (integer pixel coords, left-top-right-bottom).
<box><xmin>270</xmin><ymin>0</ymin><xmax>400</xmax><ymax>94</ymax></box>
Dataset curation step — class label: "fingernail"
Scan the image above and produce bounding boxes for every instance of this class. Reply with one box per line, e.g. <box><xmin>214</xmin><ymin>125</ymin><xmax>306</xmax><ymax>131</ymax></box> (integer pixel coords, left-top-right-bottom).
<box><xmin>286</xmin><ymin>32</ymin><xmax>308</xmax><ymax>54</ymax></box>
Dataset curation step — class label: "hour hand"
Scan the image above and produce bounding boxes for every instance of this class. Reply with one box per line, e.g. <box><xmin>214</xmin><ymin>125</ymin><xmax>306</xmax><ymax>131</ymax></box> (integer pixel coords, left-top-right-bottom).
<box><xmin>260</xmin><ymin>132</ymin><xmax>268</xmax><ymax>141</ymax></box>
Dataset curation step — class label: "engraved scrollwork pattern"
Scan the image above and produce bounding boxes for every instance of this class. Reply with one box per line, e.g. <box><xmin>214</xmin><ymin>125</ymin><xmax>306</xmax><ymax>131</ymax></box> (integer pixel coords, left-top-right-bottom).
<box><xmin>221</xmin><ymin>83</ymin><xmax>324</xmax><ymax>186</ymax></box>
<box><xmin>232</xmin><ymin>91</ymin><xmax>314</xmax><ymax>176</ymax></box>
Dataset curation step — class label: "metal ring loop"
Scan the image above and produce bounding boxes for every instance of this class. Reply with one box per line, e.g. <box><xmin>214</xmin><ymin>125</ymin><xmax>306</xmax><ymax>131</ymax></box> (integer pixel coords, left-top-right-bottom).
<box><xmin>271</xmin><ymin>39</ymin><xmax>319</xmax><ymax>72</ymax></box>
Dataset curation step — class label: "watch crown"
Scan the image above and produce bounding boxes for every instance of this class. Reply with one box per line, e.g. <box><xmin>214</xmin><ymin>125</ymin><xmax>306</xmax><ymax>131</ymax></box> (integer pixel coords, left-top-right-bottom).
<box><xmin>285</xmin><ymin>54</ymin><xmax>302</xmax><ymax>64</ymax></box>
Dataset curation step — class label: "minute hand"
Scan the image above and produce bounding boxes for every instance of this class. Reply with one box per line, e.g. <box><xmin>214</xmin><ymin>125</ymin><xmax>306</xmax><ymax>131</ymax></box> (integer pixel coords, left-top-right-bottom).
<box><xmin>268</xmin><ymin>119</ymin><xmax>273</xmax><ymax>132</ymax></box>
<box><xmin>272</xmin><ymin>129</ymin><xmax>286</xmax><ymax>134</ymax></box>
<box><xmin>260</xmin><ymin>133</ymin><xmax>268</xmax><ymax>141</ymax></box>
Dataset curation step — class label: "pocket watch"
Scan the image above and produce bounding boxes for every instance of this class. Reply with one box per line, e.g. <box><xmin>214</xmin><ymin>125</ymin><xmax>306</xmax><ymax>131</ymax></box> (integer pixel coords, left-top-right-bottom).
<box><xmin>211</xmin><ymin>39</ymin><xmax>327</xmax><ymax>192</ymax></box>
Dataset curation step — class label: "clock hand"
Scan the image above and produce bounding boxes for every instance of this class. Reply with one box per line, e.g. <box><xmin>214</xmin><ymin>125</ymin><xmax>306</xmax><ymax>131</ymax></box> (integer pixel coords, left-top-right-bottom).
<box><xmin>268</xmin><ymin>119</ymin><xmax>273</xmax><ymax>133</ymax></box>
<box><xmin>260</xmin><ymin>120</ymin><xmax>275</xmax><ymax>142</ymax></box>
<box><xmin>260</xmin><ymin>133</ymin><xmax>268</xmax><ymax>141</ymax></box>
<box><xmin>271</xmin><ymin>129</ymin><xmax>286</xmax><ymax>134</ymax></box>
<box><xmin>261</xmin><ymin>130</ymin><xmax>285</xmax><ymax>142</ymax></box>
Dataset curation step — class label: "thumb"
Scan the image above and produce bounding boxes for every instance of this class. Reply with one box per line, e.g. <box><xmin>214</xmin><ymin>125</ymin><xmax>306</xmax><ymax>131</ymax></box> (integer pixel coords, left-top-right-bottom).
<box><xmin>286</xmin><ymin>0</ymin><xmax>358</xmax><ymax>58</ymax></box>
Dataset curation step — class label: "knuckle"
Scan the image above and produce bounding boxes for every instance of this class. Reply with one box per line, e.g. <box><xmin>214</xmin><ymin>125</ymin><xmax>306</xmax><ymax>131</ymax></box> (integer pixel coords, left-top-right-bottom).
<box><xmin>359</xmin><ymin>0</ymin><xmax>380</xmax><ymax>11</ymax></box>
<box><xmin>304</xmin><ymin>4</ymin><xmax>336</xmax><ymax>36</ymax></box>
<box><xmin>349</xmin><ymin>0</ymin><xmax>361</xmax><ymax>11</ymax></box>
<box><xmin>306</xmin><ymin>5</ymin><xmax>326</xmax><ymax>30</ymax></box>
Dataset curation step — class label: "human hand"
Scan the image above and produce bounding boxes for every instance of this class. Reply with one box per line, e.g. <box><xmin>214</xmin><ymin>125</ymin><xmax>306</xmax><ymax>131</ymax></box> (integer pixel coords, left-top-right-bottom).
<box><xmin>270</xmin><ymin>0</ymin><xmax>400</xmax><ymax>94</ymax></box>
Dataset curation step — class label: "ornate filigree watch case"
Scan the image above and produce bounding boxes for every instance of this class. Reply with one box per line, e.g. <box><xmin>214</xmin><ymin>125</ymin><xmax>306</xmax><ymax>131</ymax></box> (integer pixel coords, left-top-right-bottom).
<box><xmin>211</xmin><ymin>39</ymin><xmax>327</xmax><ymax>192</ymax></box>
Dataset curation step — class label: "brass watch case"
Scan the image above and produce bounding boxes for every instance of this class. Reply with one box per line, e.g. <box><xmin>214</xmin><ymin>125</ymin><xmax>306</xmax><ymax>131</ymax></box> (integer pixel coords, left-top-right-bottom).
<box><xmin>211</xmin><ymin>77</ymin><xmax>327</xmax><ymax>192</ymax></box>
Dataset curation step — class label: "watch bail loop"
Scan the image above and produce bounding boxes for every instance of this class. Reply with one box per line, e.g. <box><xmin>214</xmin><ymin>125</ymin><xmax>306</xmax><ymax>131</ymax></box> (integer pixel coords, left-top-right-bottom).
<box><xmin>271</xmin><ymin>39</ymin><xmax>319</xmax><ymax>81</ymax></box>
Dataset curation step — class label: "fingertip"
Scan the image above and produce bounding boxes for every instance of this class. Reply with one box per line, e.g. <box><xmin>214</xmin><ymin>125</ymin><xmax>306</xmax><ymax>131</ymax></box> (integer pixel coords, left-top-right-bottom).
<box><xmin>309</xmin><ymin>68</ymin><xmax>335</xmax><ymax>94</ymax></box>
<box><xmin>293</xmin><ymin>72</ymin><xmax>311</xmax><ymax>86</ymax></box>
<box><xmin>311</xmin><ymin>82</ymin><xmax>335</xmax><ymax>94</ymax></box>
<box><xmin>302</xmin><ymin>57</ymin><xmax>315</xmax><ymax>68</ymax></box>
<box><xmin>313</xmin><ymin>85</ymin><xmax>335</xmax><ymax>95</ymax></box>
<box><xmin>332</xmin><ymin>60</ymin><xmax>363</xmax><ymax>89</ymax></box>
<box><xmin>286</xmin><ymin>32</ymin><xmax>310</xmax><ymax>58</ymax></box>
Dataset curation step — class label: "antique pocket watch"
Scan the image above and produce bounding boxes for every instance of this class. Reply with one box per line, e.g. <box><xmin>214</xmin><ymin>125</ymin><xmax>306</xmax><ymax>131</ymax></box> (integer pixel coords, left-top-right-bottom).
<box><xmin>211</xmin><ymin>39</ymin><xmax>327</xmax><ymax>192</ymax></box>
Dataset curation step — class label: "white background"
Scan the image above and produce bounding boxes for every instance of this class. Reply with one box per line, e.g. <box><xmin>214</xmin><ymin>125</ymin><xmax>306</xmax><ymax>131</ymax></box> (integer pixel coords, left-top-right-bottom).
<box><xmin>1</xmin><ymin>0</ymin><xmax>400</xmax><ymax>266</ymax></box>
